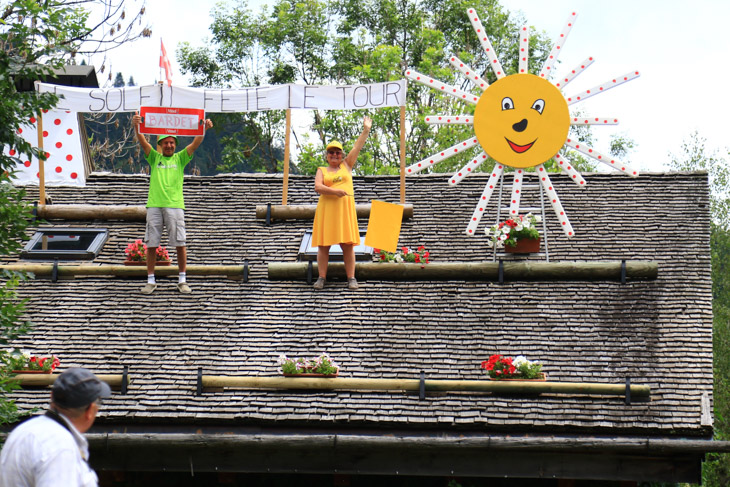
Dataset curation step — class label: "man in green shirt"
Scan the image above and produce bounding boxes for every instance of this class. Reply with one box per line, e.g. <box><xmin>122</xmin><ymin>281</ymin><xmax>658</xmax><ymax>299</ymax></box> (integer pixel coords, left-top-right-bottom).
<box><xmin>132</xmin><ymin>113</ymin><xmax>213</xmax><ymax>294</ymax></box>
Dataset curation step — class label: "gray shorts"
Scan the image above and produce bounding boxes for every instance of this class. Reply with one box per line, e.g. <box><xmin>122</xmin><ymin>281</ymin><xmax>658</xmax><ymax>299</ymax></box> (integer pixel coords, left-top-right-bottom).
<box><xmin>145</xmin><ymin>207</ymin><xmax>186</xmax><ymax>247</ymax></box>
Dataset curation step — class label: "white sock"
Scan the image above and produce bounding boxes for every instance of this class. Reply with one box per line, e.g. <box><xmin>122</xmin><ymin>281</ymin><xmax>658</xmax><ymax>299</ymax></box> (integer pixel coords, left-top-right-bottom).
<box><xmin>179</xmin><ymin>272</ymin><xmax>186</xmax><ymax>284</ymax></box>
<box><xmin>147</xmin><ymin>275</ymin><xmax>156</xmax><ymax>284</ymax></box>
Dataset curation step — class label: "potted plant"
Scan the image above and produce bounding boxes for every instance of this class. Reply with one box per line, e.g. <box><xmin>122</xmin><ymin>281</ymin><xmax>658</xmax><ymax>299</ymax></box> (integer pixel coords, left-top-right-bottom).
<box><xmin>373</xmin><ymin>246</ymin><xmax>430</xmax><ymax>265</ymax></box>
<box><xmin>481</xmin><ymin>354</ymin><xmax>545</xmax><ymax>381</ymax></box>
<box><xmin>5</xmin><ymin>350</ymin><xmax>60</xmax><ymax>374</ymax></box>
<box><xmin>124</xmin><ymin>239</ymin><xmax>171</xmax><ymax>266</ymax></box>
<box><xmin>278</xmin><ymin>352</ymin><xmax>339</xmax><ymax>377</ymax></box>
<box><xmin>486</xmin><ymin>213</ymin><xmax>541</xmax><ymax>253</ymax></box>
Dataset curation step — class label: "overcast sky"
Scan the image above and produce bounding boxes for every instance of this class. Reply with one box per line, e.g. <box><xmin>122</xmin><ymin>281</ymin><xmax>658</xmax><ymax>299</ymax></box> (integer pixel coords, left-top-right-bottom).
<box><xmin>90</xmin><ymin>0</ymin><xmax>730</xmax><ymax>172</ymax></box>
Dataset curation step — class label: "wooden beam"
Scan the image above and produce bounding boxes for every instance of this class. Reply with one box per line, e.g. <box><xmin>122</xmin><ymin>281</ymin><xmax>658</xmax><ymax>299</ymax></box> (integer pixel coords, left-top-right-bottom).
<box><xmin>0</xmin><ymin>264</ymin><xmax>246</xmax><ymax>279</ymax></box>
<box><xmin>201</xmin><ymin>375</ymin><xmax>650</xmax><ymax>398</ymax></box>
<box><xmin>10</xmin><ymin>373</ymin><xmax>124</xmax><ymax>387</ymax></box>
<box><xmin>36</xmin><ymin>204</ymin><xmax>147</xmax><ymax>221</ymax></box>
<box><xmin>282</xmin><ymin>108</ymin><xmax>291</xmax><ymax>205</ymax></box>
<box><xmin>37</xmin><ymin>110</ymin><xmax>45</xmax><ymax>204</ymax></box>
<box><xmin>267</xmin><ymin>261</ymin><xmax>658</xmax><ymax>281</ymax></box>
<box><xmin>255</xmin><ymin>203</ymin><xmax>414</xmax><ymax>220</ymax></box>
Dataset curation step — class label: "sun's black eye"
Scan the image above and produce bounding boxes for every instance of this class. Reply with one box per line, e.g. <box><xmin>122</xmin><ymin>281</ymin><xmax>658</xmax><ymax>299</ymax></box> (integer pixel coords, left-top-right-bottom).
<box><xmin>501</xmin><ymin>97</ymin><xmax>514</xmax><ymax>111</ymax></box>
<box><xmin>531</xmin><ymin>99</ymin><xmax>545</xmax><ymax>114</ymax></box>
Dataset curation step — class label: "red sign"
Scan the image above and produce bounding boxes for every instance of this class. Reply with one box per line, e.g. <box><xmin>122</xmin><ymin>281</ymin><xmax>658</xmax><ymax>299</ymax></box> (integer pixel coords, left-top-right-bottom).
<box><xmin>139</xmin><ymin>107</ymin><xmax>205</xmax><ymax>137</ymax></box>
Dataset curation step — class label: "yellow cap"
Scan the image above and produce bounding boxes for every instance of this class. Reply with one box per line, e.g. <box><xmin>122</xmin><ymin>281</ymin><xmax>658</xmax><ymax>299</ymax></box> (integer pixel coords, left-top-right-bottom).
<box><xmin>326</xmin><ymin>140</ymin><xmax>343</xmax><ymax>151</ymax></box>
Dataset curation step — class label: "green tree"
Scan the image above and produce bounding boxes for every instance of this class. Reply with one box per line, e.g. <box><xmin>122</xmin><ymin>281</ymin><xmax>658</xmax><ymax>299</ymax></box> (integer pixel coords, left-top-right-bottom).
<box><xmin>668</xmin><ymin>132</ymin><xmax>730</xmax><ymax>486</ymax></box>
<box><xmin>113</xmin><ymin>71</ymin><xmax>125</xmax><ymax>87</ymax></box>
<box><xmin>0</xmin><ymin>0</ymin><xmax>149</xmax><ymax>428</ymax></box>
<box><xmin>178</xmin><ymin>0</ymin><xmax>557</xmax><ymax>176</ymax></box>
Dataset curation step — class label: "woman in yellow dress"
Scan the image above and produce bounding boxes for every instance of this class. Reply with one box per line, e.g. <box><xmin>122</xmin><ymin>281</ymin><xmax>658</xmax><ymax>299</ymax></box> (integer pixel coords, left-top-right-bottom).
<box><xmin>311</xmin><ymin>116</ymin><xmax>372</xmax><ymax>290</ymax></box>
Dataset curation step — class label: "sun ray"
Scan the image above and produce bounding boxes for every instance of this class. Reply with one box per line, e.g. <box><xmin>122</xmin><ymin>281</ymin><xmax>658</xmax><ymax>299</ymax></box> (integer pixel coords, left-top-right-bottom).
<box><xmin>406</xmin><ymin>137</ymin><xmax>480</xmax><ymax>175</ymax></box>
<box><xmin>449</xmin><ymin>151</ymin><xmax>488</xmax><ymax>185</ymax></box>
<box><xmin>539</xmin><ymin>12</ymin><xmax>578</xmax><ymax>79</ymax></box>
<box><xmin>555</xmin><ymin>56</ymin><xmax>595</xmax><ymax>90</ymax></box>
<box><xmin>404</xmin><ymin>69</ymin><xmax>480</xmax><ymax>104</ymax></box>
<box><xmin>563</xmin><ymin>137</ymin><xmax>638</xmax><ymax>177</ymax></box>
<box><xmin>566</xmin><ymin>70</ymin><xmax>640</xmax><ymax>105</ymax></box>
<box><xmin>425</xmin><ymin>115</ymin><xmax>473</xmax><ymax>125</ymax></box>
<box><xmin>553</xmin><ymin>153</ymin><xmax>586</xmax><ymax>186</ymax></box>
<box><xmin>508</xmin><ymin>170</ymin><xmax>525</xmax><ymax>216</ymax></box>
<box><xmin>537</xmin><ymin>165</ymin><xmax>575</xmax><ymax>237</ymax></box>
<box><xmin>518</xmin><ymin>25</ymin><xmax>529</xmax><ymax>74</ymax></box>
<box><xmin>467</xmin><ymin>8</ymin><xmax>506</xmax><ymax>79</ymax></box>
<box><xmin>570</xmin><ymin>116</ymin><xmax>619</xmax><ymax>126</ymax></box>
<box><xmin>448</xmin><ymin>55</ymin><xmax>489</xmax><ymax>92</ymax></box>
<box><xmin>465</xmin><ymin>164</ymin><xmax>504</xmax><ymax>236</ymax></box>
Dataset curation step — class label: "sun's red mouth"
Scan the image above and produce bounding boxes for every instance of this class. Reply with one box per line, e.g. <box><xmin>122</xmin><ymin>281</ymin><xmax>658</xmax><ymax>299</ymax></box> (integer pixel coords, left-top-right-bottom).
<box><xmin>506</xmin><ymin>138</ymin><xmax>536</xmax><ymax>154</ymax></box>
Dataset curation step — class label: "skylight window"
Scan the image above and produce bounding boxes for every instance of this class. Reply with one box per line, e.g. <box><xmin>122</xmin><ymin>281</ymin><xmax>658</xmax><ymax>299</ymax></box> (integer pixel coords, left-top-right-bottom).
<box><xmin>21</xmin><ymin>228</ymin><xmax>108</xmax><ymax>260</ymax></box>
<box><xmin>298</xmin><ymin>230</ymin><xmax>373</xmax><ymax>261</ymax></box>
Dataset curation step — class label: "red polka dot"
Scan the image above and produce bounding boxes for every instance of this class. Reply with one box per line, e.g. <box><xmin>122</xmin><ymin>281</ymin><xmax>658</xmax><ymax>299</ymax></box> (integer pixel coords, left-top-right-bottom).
<box><xmin>66</xmin><ymin>154</ymin><xmax>73</xmax><ymax>161</ymax></box>
<box><xmin>17</xmin><ymin>128</ymin><xmax>23</xmax><ymax>134</ymax></box>
<box><xmin>55</xmin><ymin>166</ymin><xmax>62</xmax><ymax>173</ymax></box>
<box><xmin>55</xmin><ymin>142</ymin><xmax>63</xmax><ymax>149</ymax></box>
<box><xmin>45</xmin><ymin>152</ymin><xmax>50</xmax><ymax>158</ymax></box>
<box><xmin>43</xmin><ymin>131</ymin><xmax>49</xmax><ymax>137</ymax></box>
<box><xmin>9</xmin><ymin>149</ymin><xmax>16</xmax><ymax>156</ymax></box>
<box><xmin>66</xmin><ymin>128</ymin><xmax>74</xmax><ymax>135</ymax></box>
<box><xmin>29</xmin><ymin>117</ymin><xmax>36</xmax><ymax>124</ymax></box>
<box><xmin>23</xmin><ymin>161</ymin><xmax>31</xmax><ymax>167</ymax></box>
<box><xmin>54</xmin><ymin>119</ymin><xmax>61</xmax><ymax>125</ymax></box>
<box><xmin>70</xmin><ymin>172</ymin><xmax>78</xmax><ymax>179</ymax></box>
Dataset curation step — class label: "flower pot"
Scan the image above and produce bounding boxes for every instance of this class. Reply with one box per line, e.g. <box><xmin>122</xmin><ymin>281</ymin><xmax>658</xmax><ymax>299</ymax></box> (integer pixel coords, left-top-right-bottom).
<box><xmin>283</xmin><ymin>370</ymin><xmax>339</xmax><ymax>378</ymax></box>
<box><xmin>505</xmin><ymin>237</ymin><xmax>540</xmax><ymax>254</ymax></box>
<box><xmin>124</xmin><ymin>260</ymin><xmax>171</xmax><ymax>266</ymax></box>
<box><xmin>489</xmin><ymin>372</ymin><xmax>547</xmax><ymax>381</ymax></box>
<box><xmin>12</xmin><ymin>369</ymin><xmax>53</xmax><ymax>374</ymax></box>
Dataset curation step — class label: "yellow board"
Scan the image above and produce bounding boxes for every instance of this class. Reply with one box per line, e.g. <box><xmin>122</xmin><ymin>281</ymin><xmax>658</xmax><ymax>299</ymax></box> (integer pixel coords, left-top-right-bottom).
<box><xmin>364</xmin><ymin>200</ymin><xmax>404</xmax><ymax>253</ymax></box>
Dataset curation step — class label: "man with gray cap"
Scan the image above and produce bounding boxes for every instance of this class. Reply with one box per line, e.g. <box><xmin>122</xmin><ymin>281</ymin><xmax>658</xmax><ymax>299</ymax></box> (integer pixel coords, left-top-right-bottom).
<box><xmin>0</xmin><ymin>367</ymin><xmax>111</xmax><ymax>487</ymax></box>
<box><xmin>131</xmin><ymin>113</ymin><xmax>214</xmax><ymax>295</ymax></box>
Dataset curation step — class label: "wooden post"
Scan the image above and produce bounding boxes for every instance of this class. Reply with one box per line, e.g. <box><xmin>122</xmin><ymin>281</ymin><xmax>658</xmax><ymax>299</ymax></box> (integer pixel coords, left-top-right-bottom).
<box><xmin>400</xmin><ymin>104</ymin><xmax>406</xmax><ymax>204</ymax></box>
<box><xmin>37</xmin><ymin>110</ymin><xmax>45</xmax><ymax>204</ymax></box>
<box><xmin>282</xmin><ymin>109</ymin><xmax>292</xmax><ymax>205</ymax></box>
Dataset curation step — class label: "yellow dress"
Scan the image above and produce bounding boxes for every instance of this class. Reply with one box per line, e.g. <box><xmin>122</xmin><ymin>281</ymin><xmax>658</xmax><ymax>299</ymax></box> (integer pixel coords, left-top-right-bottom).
<box><xmin>311</xmin><ymin>164</ymin><xmax>360</xmax><ymax>247</ymax></box>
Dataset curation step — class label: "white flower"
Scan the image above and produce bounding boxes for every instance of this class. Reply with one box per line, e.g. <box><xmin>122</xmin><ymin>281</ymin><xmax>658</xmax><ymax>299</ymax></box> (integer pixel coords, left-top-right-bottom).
<box><xmin>513</xmin><ymin>355</ymin><xmax>528</xmax><ymax>367</ymax></box>
<box><xmin>534</xmin><ymin>215</ymin><xmax>542</xmax><ymax>223</ymax></box>
<box><xmin>515</xmin><ymin>224</ymin><xmax>523</xmax><ymax>231</ymax></box>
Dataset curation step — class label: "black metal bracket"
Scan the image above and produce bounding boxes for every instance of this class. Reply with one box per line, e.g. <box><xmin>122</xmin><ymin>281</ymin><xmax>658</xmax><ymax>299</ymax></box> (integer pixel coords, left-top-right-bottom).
<box><xmin>419</xmin><ymin>370</ymin><xmax>426</xmax><ymax>401</ymax></box>
<box><xmin>243</xmin><ymin>260</ymin><xmax>249</xmax><ymax>283</ymax></box>
<box><xmin>498</xmin><ymin>260</ymin><xmax>504</xmax><ymax>284</ymax></box>
<box><xmin>121</xmin><ymin>365</ymin><xmax>128</xmax><ymax>395</ymax></box>
<box><xmin>265</xmin><ymin>203</ymin><xmax>272</xmax><ymax>226</ymax></box>
<box><xmin>621</xmin><ymin>259</ymin><xmax>627</xmax><ymax>284</ymax></box>
<box><xmin>51</xmin><ymin>259</ymin><xmax>58</xmax><ymax>283</ymax></box>
<box><xmin>32</xmin><ymin>201</ymin><xmax>38</xmax><ymax>223</ymax></box>
<box><xmin>625</xmin><ymin>377</ymin><xmax>631</xmax><ymax>405</ymax></box>
<box><xmin>307</xmin><ymin>261</ymin><xmax>313</xmax><ymax>285</ymax></box>
<box><xmin>196</xmin><ymin>367</ymin><xmax>203</xmax><ymax>396</ymax></box>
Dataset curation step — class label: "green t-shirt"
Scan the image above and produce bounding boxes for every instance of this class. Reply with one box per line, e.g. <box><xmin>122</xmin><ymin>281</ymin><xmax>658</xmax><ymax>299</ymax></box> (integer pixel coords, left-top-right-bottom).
<box><xmin>145</xmin><ymin>149</ymin><xmax>192</xmax><ymax>209</ymax></box>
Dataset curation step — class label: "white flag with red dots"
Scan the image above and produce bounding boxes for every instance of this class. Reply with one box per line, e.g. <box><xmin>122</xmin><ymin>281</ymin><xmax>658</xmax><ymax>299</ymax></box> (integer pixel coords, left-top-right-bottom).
<box><xmin>6</xmin><ymin>109</ymin><xmax>85</xmax><ymax>187</ymax></box>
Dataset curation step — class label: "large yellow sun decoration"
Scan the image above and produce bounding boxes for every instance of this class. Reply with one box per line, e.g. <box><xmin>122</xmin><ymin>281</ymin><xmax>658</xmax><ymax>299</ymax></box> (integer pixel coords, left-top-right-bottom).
<box><xmin>404</xmin><ymin>10</ymin><xmax>640</xmax><ymax>238</ymax></box>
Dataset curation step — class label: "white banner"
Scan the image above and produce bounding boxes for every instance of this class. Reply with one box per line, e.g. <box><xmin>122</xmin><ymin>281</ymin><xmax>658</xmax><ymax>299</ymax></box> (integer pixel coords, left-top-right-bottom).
<box><xmin>5</xmin><ymin>110</ymin><xmax>85</xmax><ymax>187</ymax></box>
<box><xmin>37</xmin><ymin>80</ymin><xmax>407</xmax><ymax>113</ymax></box>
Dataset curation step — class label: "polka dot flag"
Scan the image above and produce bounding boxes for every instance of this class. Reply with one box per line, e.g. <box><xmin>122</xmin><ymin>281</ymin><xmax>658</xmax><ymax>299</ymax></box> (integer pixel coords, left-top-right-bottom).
<box><xmin>5</xmin><ymin>109</ymin><xmax>85</xmax><ymax>187</ymax></box>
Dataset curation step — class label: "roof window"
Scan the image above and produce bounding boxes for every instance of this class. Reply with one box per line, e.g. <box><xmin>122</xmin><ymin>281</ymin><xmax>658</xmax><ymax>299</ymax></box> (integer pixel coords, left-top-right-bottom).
<box><xmin>21</xmin><ymin>227</ymin><xmax>108</xmax><ymax>260</ymax></box>
<box><xmin>298</xmin><ymin>230</ymin><xmax>373</xmax><ymax>261</ymax></box>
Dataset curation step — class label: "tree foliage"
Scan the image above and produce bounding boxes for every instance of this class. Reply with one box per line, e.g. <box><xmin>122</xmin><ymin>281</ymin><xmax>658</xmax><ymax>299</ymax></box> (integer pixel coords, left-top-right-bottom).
<box><xmin>0</xmin><ymin>0</ymin><xmax>150</xmax><ymax>428</ymax></box>
<box><xmin>668</xmin><ymin>132</ymin><xmax>730</xmax><ymax>486</ymax></box>
<box><xmin>177</xmin><ymin>0</ymin><xmax>580</xmax><ymax>176</ymax></box>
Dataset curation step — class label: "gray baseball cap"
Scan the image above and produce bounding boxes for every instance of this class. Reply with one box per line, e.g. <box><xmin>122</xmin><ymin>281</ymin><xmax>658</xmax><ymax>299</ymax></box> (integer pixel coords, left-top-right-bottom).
<box><xmin>52</xmin><ymin>368</ymin><xmax>112</xmax><ymax>408</ymax></box>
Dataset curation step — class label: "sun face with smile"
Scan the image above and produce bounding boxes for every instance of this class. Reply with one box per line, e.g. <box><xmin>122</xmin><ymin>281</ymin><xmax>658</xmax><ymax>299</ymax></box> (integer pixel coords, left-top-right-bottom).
<box><xmin>404</xmin><ymin>9</ymin><xmax>640</xmax><ymax>237</ymax></box>
<box><xmin>473</xmin><ymin>74</ymin><xmax>570</xmax><ymax>168</ymax></box>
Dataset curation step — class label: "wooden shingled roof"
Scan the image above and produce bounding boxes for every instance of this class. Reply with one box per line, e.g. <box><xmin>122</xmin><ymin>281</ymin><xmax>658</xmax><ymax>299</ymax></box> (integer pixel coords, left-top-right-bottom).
<box><xmin>1</xmin><ymin>170</ymin><xmax>714</xmax><ymax>482</ymax></box>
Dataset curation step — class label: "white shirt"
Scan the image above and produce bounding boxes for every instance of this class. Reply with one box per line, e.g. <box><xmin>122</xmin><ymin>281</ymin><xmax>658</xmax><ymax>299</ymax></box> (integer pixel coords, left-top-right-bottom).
<box><xmin>0</xmin><ymin>412</ymin><xmax>98</xmax><ymax>487</ymax></box>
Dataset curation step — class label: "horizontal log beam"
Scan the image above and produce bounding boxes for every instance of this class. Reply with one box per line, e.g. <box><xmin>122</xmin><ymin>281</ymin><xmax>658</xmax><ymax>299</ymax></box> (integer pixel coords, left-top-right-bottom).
<box><xmin>268</xmin><ymin>261</ymin><xmax>658</xmax><ymax>281</ymax></box>
<box><xmin>82</xmin><ymin>432</ymin><xmax>730</xmax><ymax>454</ymax></box>
<box><xmin>10</xmin><ymin>373</ymin><xmax>124</xmax><ymax>387</ymax></box>
<box><xmin>255</xmin><ymin>203</ymin><xmax>414</xmax><ymax>220</ymax></box>
<box><xmin>0</xmin><ymin>264</ymin><xmax>246</xmax><ymax>279</ymax></box>
<box><xmin>201</xmin><ymin>376</ymin><xmax>650</xmax><ymax>398</ymax></box>
<box><xmin>37</xmin><ymin>204</ymin><xmax>146</xmax><ymax>221</ymax></box>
